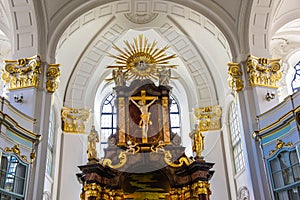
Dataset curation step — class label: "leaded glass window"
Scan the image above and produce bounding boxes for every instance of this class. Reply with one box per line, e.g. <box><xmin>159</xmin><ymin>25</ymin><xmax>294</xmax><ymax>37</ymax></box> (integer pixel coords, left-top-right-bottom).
<box><xmin>100</xmin><ymin>93</ymin><xmax>117</xmax><ymax>148</ymax></box>
<box><xmin>169</xmin><ymin>96</ymin><xmax>181</xmax><ymax>137</ymax></box>
<box><xmin>46</xmin><ymin>109</ymin><xmax>55</xmax><ymax>177</ymax></box>
<box><xmin>291</xmin><ymin>61</ymin><xmax>300</xmax><ymax>93</ymax></box>
<box><xmin>269</xmin><ymin>149</ymin><xmax>300</xmax><ymax>200</ymax></box>
<box><xmin>0</xmin><ymin>154</ymin><xmax>27</xmax><ymax>199</ymax></box>
<box><xmin>228</xmin><ymin>101</ymin><xmax>245</xmax><ymax>173</ymax></box>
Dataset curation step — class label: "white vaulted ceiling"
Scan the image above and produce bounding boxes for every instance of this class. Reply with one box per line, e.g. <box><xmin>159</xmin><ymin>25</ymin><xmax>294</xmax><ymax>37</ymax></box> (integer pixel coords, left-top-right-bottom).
<box><xmin>53</xmin><ymin>0</ymin><xmax>237</xmax><ymax>111</ymax></box>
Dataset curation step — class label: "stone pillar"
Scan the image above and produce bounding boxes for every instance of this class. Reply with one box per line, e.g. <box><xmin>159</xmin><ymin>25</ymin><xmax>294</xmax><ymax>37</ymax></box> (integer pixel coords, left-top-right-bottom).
<box><xmin>2</xmin><ymin>55</ymin><xmax>61</xmax><ymax>200</ymax></box>
<box><xmin>227</xmin><ymin>55</ymin><xmax>282</xmax><ymax>200</ymax></box>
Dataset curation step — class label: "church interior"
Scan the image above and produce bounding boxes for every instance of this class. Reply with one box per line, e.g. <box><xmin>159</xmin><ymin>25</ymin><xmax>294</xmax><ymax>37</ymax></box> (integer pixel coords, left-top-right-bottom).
<box><xmin>0</xmin><ymin>0</ymin><xmax>300</xmax><ymax>199</ymax></box>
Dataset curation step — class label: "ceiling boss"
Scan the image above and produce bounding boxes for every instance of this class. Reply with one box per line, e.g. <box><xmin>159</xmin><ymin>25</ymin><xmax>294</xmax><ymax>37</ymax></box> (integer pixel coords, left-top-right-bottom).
<box><xmin>106</xmin><ymin>34</ymin><xmax>177</xmax><ymax>84</ymax></box>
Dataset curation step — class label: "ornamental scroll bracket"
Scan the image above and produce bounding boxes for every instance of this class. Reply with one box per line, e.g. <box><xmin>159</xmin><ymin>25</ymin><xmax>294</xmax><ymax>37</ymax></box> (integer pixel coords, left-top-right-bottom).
<box><xmin>246</xmin><ymin>55</ymin><xmax>282</xmax><ymax>88</ymax></box>
<box><xmin>61</xmin><ymin>107</ymin><xmax>90</xmax><ymax>133</ymax></box>
<box><xmin>227</xmin><ymin>62</ymin><xmax>244</xmax><ymax>95</ymax></box>
<box><xmin>3</xmin><ymin>144</ymin><xmax>36</xmax><ymax>164</ymax></box>
<box><xmin>269</xmin><ymin>139</ymin><xmax>293</xmax><ymax>156</ymax></box>
<box><xmin>2</xmin><ymin>55</ymin><xmax>41</xmax><ymax>90</ymax></box>
<box><xmin>46</xmin><ymin>64</ymin><xmax>60</xmax><ymax>93</ymax></box>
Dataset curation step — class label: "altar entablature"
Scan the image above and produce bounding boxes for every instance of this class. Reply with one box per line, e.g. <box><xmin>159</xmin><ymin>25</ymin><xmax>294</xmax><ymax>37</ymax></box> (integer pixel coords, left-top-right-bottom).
<box><xmin>61</xmin><ymin>107</ymin><xmax>90</xmax><ymax>133</ymax></box>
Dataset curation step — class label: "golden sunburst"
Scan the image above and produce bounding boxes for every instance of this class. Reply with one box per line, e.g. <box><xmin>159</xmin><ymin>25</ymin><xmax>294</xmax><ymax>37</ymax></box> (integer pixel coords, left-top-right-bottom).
<box><xmin>107</xmin><ymin>34</ymin><xmax>177</xmax><ymax>81</ymax></box>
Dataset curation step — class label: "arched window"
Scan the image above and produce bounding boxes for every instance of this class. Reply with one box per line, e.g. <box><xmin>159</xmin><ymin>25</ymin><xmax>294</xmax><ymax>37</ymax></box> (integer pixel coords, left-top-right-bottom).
<box><xmin>291</xmin><ymin>61</ymin><xmax>300</xmax><ymax>93</ymax></box>
<box><xmin>268</xmin><ymin>149</ymin><xmax>300</xmax><ymax>199</ymax></box>
<box><xmin>46</xmin><ymin>109</ymin><xmax>55</xmax><ymax>177</ymax></box>
<box><xmin>169</xmin><ymin>96</ymin><xmax>181</xmax><ymax>137</ymax></box>
<box><xmin>228</xmin><ymin>101</ymin><xmax>245</xmax><ymax>173</ymax></box>
<box><xmin>100</xmin><ymin>93</ymin><xmax>117</xmax><ymax>149</ymax></box>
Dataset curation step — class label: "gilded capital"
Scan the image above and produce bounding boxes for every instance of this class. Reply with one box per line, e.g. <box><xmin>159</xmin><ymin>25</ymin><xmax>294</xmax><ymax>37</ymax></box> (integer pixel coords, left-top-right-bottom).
<box><xmin>246</xmin><ymin>55</ymin><xmax>282</xmax><ymax>88</ymax></box>
<box><xmin>194</xmin><ymin>106</ymin><xmax>222</xmax><ymax>131</ymax></box>
<box><xmin>46</xmin><ymin>64</ymin><xmax>60</xmax><ymax>93</ymax></box>
<box><xmin>61</xmin><ymin>107</ymin><xmax>90</xmax><ymax>133</ymax></box>
<box><xmin>227</xmin><ymin>62</ymin><xmax>244</xmax><ymax>92</ymax></box>
<box><xmin>2</xmin><ymin>55</ymin><xmax>41</xmax><ymax>90</ymax></box>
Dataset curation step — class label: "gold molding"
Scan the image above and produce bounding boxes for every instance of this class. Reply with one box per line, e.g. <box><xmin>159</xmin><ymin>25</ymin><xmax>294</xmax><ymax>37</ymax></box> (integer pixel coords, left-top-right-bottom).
<box><xmin>227</xmin><ymin>62</ymin><xmax>244</xmax><ymax>93</ymax></box>
<box><xmin>46</xmin><ymin>64</ymin><xmax>60</xmax><ymax>93</ymax></box>
<box><xmin>246</xmin><ymin>55</ymin><xmax>282</xmax><ymax>88</ymax></box>
<box><xmin>191</xmin><ymin>181</ymin><xmax>212</xmax><ymax>197</ymax></box>
<box><xmin>269</xmin><ymin>139</ymin><xmax>293</xmax><ymax>156</ymax></box>
<box><xmin>3</xmin><ymin>144</ymin><xmax>36</xmax><ymax>164</ymax></box>
<box><xmin>61</xmin><ymin>107</ymin><xmax>90</xmax><ymax>133</ymax></box>
<box><xmin>2</xmin><ymin>55</ymin><xmax>41</xmax><ymax>90</ymax></box>
<box><xmin>194</xmin><ymin>106</ymin><xmax>222</xmax><ymax>131</ymax></box>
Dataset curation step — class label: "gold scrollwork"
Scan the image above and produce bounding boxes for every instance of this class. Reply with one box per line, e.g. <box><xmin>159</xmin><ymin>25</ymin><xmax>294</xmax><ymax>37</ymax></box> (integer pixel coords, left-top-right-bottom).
<box><xmin>2</xmin><ymin>55</ymin><xmax>41</xmax><ymax>90</ymax></box>
<box><xmin>3</xmin><ymin>144</ymin><xmax>36</xmax><ymax>164</ymax></box>
<box><xmin>100</xmin><ymin>151</ymin><xmax>127</xmax><ymax>169</ymax></box>
<box><xmin>227</xmin><ymin>62</ymin><xmax>244</xmax><ymax>93</ymax></box>
<box><xmin>61</xmin><ymin>107</ymin><xmax>90</xmax><ymax>133</ymax></box>
<box><xmin>246</xmin><ymin>55</ymin><xmax>282</xmax><ymax>88</ymax></box>
<box><xmin>164</xmin><ymin>150</ymin><xmax>192</xmax><ymax>167</ymax></box>
<box><xmin>269</xmin><ymin>139</ymin><xmax>293</xmax><ymax>156</ymax></box>
<box><xmin>194</xmin><ymin>106</ymin><xmax>222</xmax><ymax>131</ymax></box>
<box><xmin>46</xmin><ymin>64</ymin><xmax>60</xmax><ymax>93</ymax></box>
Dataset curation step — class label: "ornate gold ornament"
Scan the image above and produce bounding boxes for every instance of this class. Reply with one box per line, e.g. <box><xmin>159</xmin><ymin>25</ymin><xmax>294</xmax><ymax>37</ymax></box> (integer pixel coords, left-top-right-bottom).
<box><xmin>46</xmin><ymin>64</ymin><xmax>60</xmax><ymax>93</ymax></box>
<box><xmin>194</xmin><ymin>106</ymin><xmax>222</xmax><ymax>131</ymax></box>
<box><xmin>2</xmin><ymin>55</ymin><xmax>41</xmax><ymax>90</ymax></box>
<box><xmin>3</xmin><ymin>144</ymin><xmax>36</xmax><ymax>164</ymax></box>
<box><xmin>106</xmin><ymin>34</ymin><xmax>176</xmax><ymax>83</ymax></box>
<box><xmin>269</xmin><ymin>139</ymin><xmax>293</xmax><ymax>156</ymax></box>
<box><xmin>61</xmin><ymin>107</ymin><xmax>90</xmax><ymax>133</ymax></box>
<box><xmin>191</xmin><ymin>181</ymin><xmax>212</xmax><ymax>197</ymax></box>
<box><xmin>246</xmin><ymin>55</ymin><xmax>282</xmax><ymax>88</ymax></box>
<box><xmin>227</xmin><ymin>62</ymin><xmax>244</xmax><ymax>95</ymax></box>
<box><xmin>80</xmin><ymin>183</ymin><xmax>102</xmax><ymax>200</ymax></box>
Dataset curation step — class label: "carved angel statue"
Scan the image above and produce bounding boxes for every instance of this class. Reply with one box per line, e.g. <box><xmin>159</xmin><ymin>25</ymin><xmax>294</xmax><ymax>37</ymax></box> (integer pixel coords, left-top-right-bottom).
<box><xmin>159</xmin><ymin>67</ymin><xmax>171</xmax><ymax>86</ymax></box>
<box><xmin>87</xmin><ymin>125</ymin><xmax>99</xmax><ymax>160</ymax></box>
<box><xmin>112</xmin><ymin>67</ymin><xmax>126</xmax><ymax>86</ymax></box>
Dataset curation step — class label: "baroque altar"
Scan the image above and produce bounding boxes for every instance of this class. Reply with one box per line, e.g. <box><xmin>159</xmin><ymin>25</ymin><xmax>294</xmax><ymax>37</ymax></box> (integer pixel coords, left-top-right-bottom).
<box><xmin>77</xmin><ymin>35</ymin><xmax>214</xmax><ymax>200</ymax></box>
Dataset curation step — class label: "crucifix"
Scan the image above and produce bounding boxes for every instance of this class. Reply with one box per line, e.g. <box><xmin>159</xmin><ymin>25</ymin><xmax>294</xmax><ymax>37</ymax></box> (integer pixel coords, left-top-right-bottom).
<box><xmin>129</xmin><ymin>90</ymin><xmax>158</xmax><ymax>143</ymax></box>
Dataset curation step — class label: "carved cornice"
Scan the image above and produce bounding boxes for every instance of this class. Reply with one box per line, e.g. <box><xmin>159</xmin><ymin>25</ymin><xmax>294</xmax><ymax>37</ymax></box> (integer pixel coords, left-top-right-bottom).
<box><xmin>194</xmin><ymin>106</ymin><xmax>222</xmax><ymax>131</ymax></box>
<box><xmin>46</xmin><ymin>64</ymin><xmax>60</xmax><ymax>93</ymax></box>
<box><xmin>269</xmin><ymin>139</ymin><xmax>293</xmax><ymax>156</ymax></box>
<box><xmin>61</xmin><ymin>107</ymin><xmax>90</xmax><ymax>133</ymax></box>
<box><xmin>227</xmin><ymin>62</ymin><xmax>244</xmax><ymax>93</ymax></box>
<box><xmin>2</xmin><ymin>55</ymin><xmax>41</xmax><ymax>90</ymax></box>
<box><xmin>3</xmin><ymin>144</ymin><xmax>36</xmax><ymax>164</ymax></box>
<box><xmin>246</xmin><ymin>55</ymin><xmax>282</xmax><ymax>88</ymax></box>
